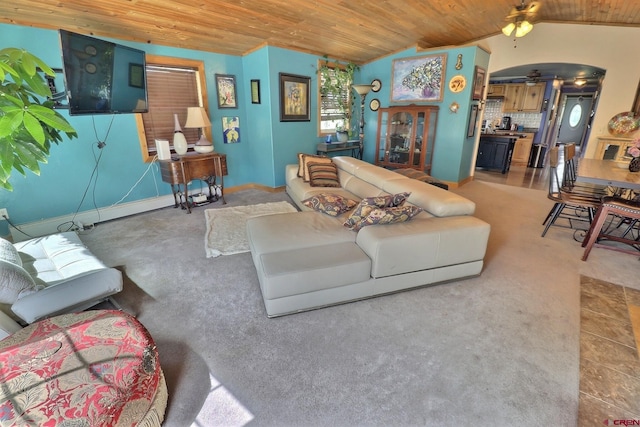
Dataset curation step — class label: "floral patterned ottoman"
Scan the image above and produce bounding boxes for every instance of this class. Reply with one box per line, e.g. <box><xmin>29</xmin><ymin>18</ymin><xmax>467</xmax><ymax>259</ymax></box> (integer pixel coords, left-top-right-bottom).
<box><xmin>0</xmin><ymin>310</ymin><xmax>167</xmax><ymax>426</ymax></box>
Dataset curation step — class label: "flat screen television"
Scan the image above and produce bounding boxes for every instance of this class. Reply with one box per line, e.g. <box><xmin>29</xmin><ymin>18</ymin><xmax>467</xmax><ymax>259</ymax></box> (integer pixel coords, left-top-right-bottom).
<box><xmin>59</xmin><ymin>29</ymin><xmax>148</xmax><ymax>115</ymax></box>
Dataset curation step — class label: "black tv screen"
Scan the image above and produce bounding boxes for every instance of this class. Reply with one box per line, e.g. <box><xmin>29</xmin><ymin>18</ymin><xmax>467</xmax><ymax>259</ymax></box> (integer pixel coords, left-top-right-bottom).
<box><xmin>59</xmin><ymin>30</ymin><xmax>148</xmax><ymax>115</ymax></box>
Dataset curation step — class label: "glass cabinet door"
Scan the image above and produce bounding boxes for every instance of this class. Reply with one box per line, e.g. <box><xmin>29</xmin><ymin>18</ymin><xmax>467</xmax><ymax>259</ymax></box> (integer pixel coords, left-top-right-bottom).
<box><xmin>375</xmin><ymin>105</ymin><xmax>438</xmax><ymax>172</ymax></box>
<box><xmin>387</xmin><ymin>111</ymin><xmax>413</xmax><ymax>166</ymax></box>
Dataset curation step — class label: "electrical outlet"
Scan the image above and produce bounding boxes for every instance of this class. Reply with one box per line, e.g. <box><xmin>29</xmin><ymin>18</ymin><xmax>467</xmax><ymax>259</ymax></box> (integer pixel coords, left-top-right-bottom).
<box><xmin>0</xmin><ymin>208</ymin><xmax>8</xmax><ymax>220</ymax></box>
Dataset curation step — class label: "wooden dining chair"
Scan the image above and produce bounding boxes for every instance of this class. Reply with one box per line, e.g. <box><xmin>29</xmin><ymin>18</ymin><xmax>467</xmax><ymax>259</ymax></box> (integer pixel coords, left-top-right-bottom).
<box><xmin>542</xmin><ymin>146</ymin><xmax>602</xmax><ymax>237</ymax></box>
<box><xmin>562</xmin><ymin>143</ymin><xmax>607</xmax><ymax>197</ymax></box>
<box><xmin>581</xmin><ymin>196</ymin><xmax>640</xmax><ymax>260</ymax></box>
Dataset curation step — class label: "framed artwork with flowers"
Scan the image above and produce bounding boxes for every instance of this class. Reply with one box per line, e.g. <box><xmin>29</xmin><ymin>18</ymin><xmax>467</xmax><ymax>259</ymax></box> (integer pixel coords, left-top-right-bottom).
<box><xmin>390</xmin><ymin>54</ymin><xmax>447</xmax><ymax>103</ymax></box>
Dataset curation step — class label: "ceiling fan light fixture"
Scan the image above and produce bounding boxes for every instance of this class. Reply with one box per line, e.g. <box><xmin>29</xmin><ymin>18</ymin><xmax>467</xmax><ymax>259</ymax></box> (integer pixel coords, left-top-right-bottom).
<box><xmin>515</xmin><ymin>20</ymin><xmax>533</xmax><ymax>37</ymax></box>
<box><xmin>574</xmin><ymin>78</ymin><xmax>587</xmax><ymax>87</ymax></box>
<box><xmin>502</xmin><ymin>22</ymin><xmax>516</xmax><ymax>36</ymax></box>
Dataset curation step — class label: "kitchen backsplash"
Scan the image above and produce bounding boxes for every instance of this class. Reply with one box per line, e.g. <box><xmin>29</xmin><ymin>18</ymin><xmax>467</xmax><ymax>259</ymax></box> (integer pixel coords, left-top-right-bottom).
<box><xmin>484</xmin><ymin>99</ymin><xmax>543</xmax><ymax>129</ymax></box>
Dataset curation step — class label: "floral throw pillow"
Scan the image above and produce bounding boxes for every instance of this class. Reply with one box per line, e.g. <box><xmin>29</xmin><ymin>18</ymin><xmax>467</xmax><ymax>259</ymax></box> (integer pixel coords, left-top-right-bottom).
<box><xmin>343</xmin><ymin>192</ymin><xmax>411</xmax><ymax>230</ymax></box>
<box><xmin>302</xmin><ymin>193</ymin><xmax>358</xmax><ymax>217</ymax></box>
<box><xmin>351</xmin><ymin>205</ymin><xmax>423</xmax><ymax>231</ymax></box>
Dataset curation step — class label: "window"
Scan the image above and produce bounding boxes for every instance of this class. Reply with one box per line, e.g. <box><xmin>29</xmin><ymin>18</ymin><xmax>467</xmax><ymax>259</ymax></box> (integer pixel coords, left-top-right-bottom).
<box><xmin>135</xmin><ymin>55</ymin><xmax>210</xmax><ymax>162</ymax></box>
<box><xmin>318</xmin><ymin>61</ymin><xmax>353</xmax><ymax>136</ymax></box>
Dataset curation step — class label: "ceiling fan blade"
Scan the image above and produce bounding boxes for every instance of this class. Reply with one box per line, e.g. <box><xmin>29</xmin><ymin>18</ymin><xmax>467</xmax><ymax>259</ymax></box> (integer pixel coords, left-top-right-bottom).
<box><xmin>505</xmin><ymin>1</ymin><xmax>541</xmax><ymax>19</ymax></box>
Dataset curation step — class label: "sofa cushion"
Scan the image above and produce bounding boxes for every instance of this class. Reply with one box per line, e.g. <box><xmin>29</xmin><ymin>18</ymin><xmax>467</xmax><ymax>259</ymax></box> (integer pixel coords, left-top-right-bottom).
<box><xmin>308</xmin><ymin>161</ymin><xmax>340</xmax><ymax>187</ymax></box>
<box><xmin>258</xmin><ymin>242</ymin><xmax>371</xmax><ymax>300</ymax></box>
<box><xmin>352</xmin><ymin>205</ymin><xmax>423</xmax><ymax>231</ymax></box>
<box><xmin>0</xmin><ymin>239</ymin><xmax>37</xmax><ymax>304</ymax></box>
<box><xmin>301</xmin><ymin>154</ymin><xmax>333</xmax><ymax>182</ymax></box>
<box><xmin>302</xmin><ymin>193</ymin><xmax>358</xmax><ymax>217</ymax></box>
<box><xmin>343</xmin><ymin>193</ymin><xmax>410</xmax><ymax>230</ymax></box>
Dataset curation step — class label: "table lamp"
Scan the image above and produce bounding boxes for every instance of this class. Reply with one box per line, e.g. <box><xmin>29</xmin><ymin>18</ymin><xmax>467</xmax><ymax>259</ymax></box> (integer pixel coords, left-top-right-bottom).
<box><xmin>185</xmin><ymin>106</ymin><xmax>214</xmax><ymax>153</ymax></box>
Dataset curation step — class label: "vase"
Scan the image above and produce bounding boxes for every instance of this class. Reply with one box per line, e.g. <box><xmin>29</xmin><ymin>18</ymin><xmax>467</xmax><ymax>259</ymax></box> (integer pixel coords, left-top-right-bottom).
<box><xmin>336</xmin><ymin>131</ymin><xmax>349</xmax><ymax>143</ymax></box>
<box><xmin>172</xmin><ymin>114</ymin><xmax>188</xmax><ymax>155</ymax></box>
<box><xmin>629</xmin><ymin>157</ymin><xmax>640</xmax><ymax>173</ymax></box>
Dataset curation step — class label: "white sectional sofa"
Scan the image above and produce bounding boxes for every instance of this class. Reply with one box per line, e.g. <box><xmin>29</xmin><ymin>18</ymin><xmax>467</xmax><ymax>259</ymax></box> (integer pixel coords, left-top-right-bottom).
<box><xmin>0</xmin><ymin>232</ymin><xmax>122</xmax><ymax>331</ymax></box>
<box><xmin>246</xmin><ymin>156</ymin><xmax>490</xmax><ymax>317</ymax></box>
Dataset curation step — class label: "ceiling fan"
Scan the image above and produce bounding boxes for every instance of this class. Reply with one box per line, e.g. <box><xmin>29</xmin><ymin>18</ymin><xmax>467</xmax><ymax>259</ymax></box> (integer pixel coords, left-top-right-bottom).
<box><xmin>502</xmin><ymin>1</ymin><xmax>540</xmax><ymax>38</ymax></box>
<box><xmin>505</xmin><ymin>0</ymin><xmax>540</xmax><ymax>20</ymax></box>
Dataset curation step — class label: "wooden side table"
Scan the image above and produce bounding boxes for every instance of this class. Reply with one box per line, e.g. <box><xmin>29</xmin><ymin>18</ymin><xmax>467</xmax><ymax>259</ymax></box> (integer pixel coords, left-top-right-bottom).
<box><xmin>159</xmin><ymin>153</ymin><xmax>227</xmax><ymax>213</ymax></box>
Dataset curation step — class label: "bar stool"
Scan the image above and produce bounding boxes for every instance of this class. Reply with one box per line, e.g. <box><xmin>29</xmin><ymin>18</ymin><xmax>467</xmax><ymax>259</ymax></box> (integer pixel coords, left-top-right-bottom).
<box><xmin>581</xmin><ymin>196</ymin><xmax>640</xmax><ymax>261</ymax></box>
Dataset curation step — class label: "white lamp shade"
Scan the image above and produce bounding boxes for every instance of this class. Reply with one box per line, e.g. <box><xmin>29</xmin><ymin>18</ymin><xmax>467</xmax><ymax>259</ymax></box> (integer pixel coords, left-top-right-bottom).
<box><xmin>515</xmin><ymin>20</ymin><xmax>533</xmax><ymax>37</ymax></box>
<box><xmin>352</xmin><ymin>84</ymin><xmax>372</xmax><ymax>96</ymax></box>
<box><xmin>502</xmin><ymin>22</ymin><xmax>515</xmax><ymax>36</ymax></box>
<box><xmin>184</xmin><ymin>107</ymin><xmax>211</xmax><ymax>128</ymax></box>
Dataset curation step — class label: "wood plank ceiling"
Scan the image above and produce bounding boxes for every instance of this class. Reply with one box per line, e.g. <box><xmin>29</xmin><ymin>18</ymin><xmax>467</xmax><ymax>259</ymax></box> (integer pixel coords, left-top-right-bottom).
<box><xmin>2</xmin><ymin>0</ymin><xmax>640</xmax><ymax>64</ymax></box>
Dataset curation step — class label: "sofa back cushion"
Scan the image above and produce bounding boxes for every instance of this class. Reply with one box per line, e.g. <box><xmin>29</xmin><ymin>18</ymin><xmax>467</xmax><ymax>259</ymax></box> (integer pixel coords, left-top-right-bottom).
<box><xmin>0</xmin><ymin>239</ymin><xmax>37</xmax><ymax>304</ymax></box>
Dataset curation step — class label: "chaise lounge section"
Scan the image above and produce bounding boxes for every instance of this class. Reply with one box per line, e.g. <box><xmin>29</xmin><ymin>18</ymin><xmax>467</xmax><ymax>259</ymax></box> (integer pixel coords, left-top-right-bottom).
<box><xmin>246</xmin><ymin>156</ymin><xmax>490</xmax><ymax>317</ymax></box>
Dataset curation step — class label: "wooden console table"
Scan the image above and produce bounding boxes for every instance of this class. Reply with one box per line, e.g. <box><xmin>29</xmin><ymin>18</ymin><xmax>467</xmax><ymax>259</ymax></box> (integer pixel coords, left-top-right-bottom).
<box><xmin>159</xmin><ymin>152</ymin><xmax>227</xmax><ymax>213</ymax></box>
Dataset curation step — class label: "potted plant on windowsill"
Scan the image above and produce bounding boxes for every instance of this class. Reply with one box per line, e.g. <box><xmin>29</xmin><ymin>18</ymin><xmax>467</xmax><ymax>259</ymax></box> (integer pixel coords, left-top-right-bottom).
<box><xmin>0</xmin><ymin>48</ymin><xmax>77</xmax><ymax>191</ymax></box>
<box><xmin>318</xmin><ymin>56</ymin><xmax>358</xmax><ymax>143</ymax></box>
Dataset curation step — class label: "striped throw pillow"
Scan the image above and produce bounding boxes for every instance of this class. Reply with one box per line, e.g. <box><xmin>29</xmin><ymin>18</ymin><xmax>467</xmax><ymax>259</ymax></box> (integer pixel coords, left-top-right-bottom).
<box><xmin>307</xmin><ymin>161</ymin><xmax>340</xmax><ymax>187</ymax></box>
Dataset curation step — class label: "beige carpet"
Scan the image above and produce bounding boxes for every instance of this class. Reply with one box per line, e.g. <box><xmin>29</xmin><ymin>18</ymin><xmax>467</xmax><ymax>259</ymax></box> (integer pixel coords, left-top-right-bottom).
<box><xmin>204</xmin><ymin>201</ymin><xmax>297</xmax><ymax>257</ymax></box>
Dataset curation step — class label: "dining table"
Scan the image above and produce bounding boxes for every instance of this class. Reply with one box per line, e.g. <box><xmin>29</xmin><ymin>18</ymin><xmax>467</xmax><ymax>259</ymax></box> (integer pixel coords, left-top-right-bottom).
<box><xmin>576</xmin><ymin>158</ymin><xmax>640</xmax><ymax>191</ymax></box>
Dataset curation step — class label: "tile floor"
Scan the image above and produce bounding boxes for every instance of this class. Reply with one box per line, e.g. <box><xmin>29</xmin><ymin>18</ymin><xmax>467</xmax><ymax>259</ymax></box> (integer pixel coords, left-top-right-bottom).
<box><xmin>578</xmin><ymin>276</ymin><xmax>640</xmax><ymax>425</ymax></box>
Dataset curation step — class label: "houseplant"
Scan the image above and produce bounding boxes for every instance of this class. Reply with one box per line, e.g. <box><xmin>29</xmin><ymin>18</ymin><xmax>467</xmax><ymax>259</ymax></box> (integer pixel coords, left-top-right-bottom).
<box><xmin>318</xmin><ymin>56</ymin><xmax>359</xmax><ymax>142</ymax></box>
<box><xmin>0</xmin><ymin>48</ymin><xmax>77</xmax><ymax>191</ymax></box>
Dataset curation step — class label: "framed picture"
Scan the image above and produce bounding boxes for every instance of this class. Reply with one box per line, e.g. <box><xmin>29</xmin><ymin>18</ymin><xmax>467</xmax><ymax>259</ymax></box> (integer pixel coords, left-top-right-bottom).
<box><xmin>472</xmin><ymin>66</ymin><xmax>486</xmax><ymax>101</ymax></box>
<box><xmin>250</xmin><ymin>79</ymin><xmax>261</xmax><ymax>104</ymax></box>
<box><xmin>279</xmin><ymin>73</ymin><xmax>310</xmax><ymax>122</ymax></box>
<box><xmin>222</xmin><ymin>116</ymin><xmax>240</xmax><ymax>144</ymax></box>
<box><xmin>391</xmin><ymin>54</ymin><xmax>447</xmax><ymax>102</ymax></box>
<box><xmin>633</xmin><ymin>79</ymin><xmax>640</xmax><ymax>115</ymax></box>
<box><xmin>215</xmin><ymin>74</ymin><xmax>237</xmax><ymax>108</ymax></box>
<box><xmin>467</xmin><ymin>104</ymin><xmax>479</xmax><ymax>138</ymax></box>
<box><xmin>129</xmin><ymin>63</ymin><xmax>144</xmax><ymax>88</ymax></box>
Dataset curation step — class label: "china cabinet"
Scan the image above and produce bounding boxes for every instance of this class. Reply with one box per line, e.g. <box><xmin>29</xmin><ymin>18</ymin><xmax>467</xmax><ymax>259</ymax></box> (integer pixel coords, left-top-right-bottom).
<box><xmin>375</xmin><ymin>106</ymin><xmax>438</xmax><ymax>173</ymax></box>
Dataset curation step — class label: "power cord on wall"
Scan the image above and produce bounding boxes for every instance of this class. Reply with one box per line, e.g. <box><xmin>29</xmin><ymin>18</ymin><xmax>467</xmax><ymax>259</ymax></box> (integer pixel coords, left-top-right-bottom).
<box><xmin>58</xmin><ymin>115</ymin><xmax>114</xmax><ymax>233</ymax></box>
<box><xmin>3</xmin><ymin>215</ymin><xmax>35</xmax><ymax>239</ymax></box>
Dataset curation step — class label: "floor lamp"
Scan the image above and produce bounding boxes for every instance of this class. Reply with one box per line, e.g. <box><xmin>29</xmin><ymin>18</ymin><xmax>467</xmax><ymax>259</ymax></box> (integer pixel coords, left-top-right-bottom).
<box><xmin>352</xmin><ymin>84</ymin><xmax>372</xmax><ymax>160</ymax></box>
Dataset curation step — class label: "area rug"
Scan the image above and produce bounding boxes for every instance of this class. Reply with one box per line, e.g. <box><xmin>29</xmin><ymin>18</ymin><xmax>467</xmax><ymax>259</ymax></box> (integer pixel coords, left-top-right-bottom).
<box><xmin>204</xmin><ymin>201</ymin><xmax>297</xmax><ymax>257</ymax></box>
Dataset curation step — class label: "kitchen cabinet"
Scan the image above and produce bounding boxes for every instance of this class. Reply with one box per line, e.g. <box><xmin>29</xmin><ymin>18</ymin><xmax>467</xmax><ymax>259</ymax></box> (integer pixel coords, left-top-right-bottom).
<box><xmin>476</xmin><ymin>136</ymin><xmax>516</xmax><ymax>174</ymax></box>
<box><xmin>511</xmin><ymin>133</ymin><xmax>535</xmax><ymax>166</ymax></box>
<box><xmin>487</xmin><ymin>84</ymin><xmax>506</xmax><ymax>97</ymax></box>
<box><xmin>503</xmin><ymin>83</ymin><xmax>545</xmax><ymax>113</ymax></box>
<box><xmin>595</xmin><ymin>135</ymin><xmax>635</xmax><ymax>161</ymax></box>
<box><xmin>375</xmin><ymin>105</ymin><xmax>438</xmax><ymax>173</ymax></box>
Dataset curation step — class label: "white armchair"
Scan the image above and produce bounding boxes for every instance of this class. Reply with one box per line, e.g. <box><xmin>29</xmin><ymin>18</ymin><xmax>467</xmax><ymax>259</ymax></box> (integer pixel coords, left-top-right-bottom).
<box><xmin>0</xmin><ymin>232</ymin><xmax>122</xmax><ymax>329</ymax></box>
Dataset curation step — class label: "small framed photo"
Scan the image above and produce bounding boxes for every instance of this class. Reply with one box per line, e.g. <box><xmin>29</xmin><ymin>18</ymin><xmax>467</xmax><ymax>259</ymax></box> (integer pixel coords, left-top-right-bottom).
<box><xmin>467</xmin><ymin>104</ymin><xmax>479</xmax><ymax>138</ymax></box>
<box><xmin>222</xmin><ymin>116</ymin><xmax>240</xmax><ymax>144</ymax></box>
<box><xmin>472</xmin><ymin>66</ymin><xmax>486</xmax><ymax>101</ymax></box>
<box><xmin>215</xmin><ymin>74</ymin><xmax>237</xmax><ymax>108</ymax></box>
<box><xmin>279</xmin><ymin>73</ymin><xmax>310</xmax><ymax>122</ymax></box>
<box><xmin>129</xmin><ymin>63</ymin><xmax>144</xmax><ymax>88</ymax></box>
<box><xmin>250</xmin><ymin>79</ymin><xmax>261</xmax><ymax>104</ymax></box>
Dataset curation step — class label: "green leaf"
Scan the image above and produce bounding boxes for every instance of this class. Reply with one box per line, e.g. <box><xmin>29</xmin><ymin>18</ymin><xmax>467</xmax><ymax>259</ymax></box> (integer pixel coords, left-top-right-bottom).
<box><xmin>14</xmin><ymin>142</ymin><xmax>42</xmax><ymax>173</ymax></box>
<box><xmin>27</xmin><ymin>105</ymin><xmax>76</xmax><ymax>134</ymax></box>
<box><xmin>22</xmin><ymin>112</ymin><xmax>45</xmax><ymax>145</ymax></box>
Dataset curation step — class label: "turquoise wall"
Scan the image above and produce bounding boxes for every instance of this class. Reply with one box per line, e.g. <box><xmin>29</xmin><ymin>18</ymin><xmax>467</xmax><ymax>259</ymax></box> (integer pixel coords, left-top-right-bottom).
<box><xmin>362</xmin><ymin>46</ymin><xmax>489</xmax><ymax>182</ymax></box>
<box><xmin>1</xmin><ymin>22</ymin><xmax>483</xmax><ymax>236</ymax></box>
